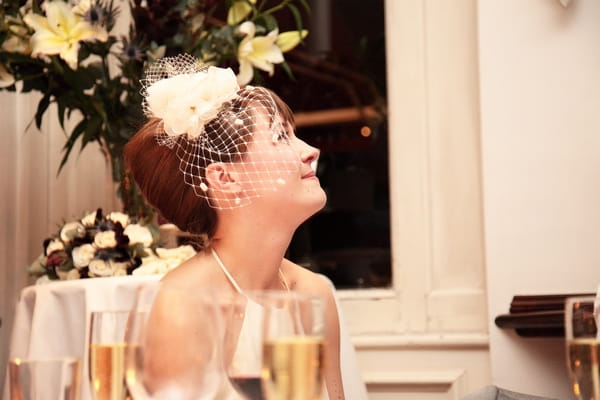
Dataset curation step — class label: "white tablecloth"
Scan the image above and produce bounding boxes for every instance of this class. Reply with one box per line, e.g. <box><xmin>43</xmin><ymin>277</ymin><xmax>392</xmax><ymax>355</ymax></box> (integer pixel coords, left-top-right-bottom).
<box><xmin>2</xmin><ymin>275</ymin><xmax>162</xmax><ymax>400</ymax></box>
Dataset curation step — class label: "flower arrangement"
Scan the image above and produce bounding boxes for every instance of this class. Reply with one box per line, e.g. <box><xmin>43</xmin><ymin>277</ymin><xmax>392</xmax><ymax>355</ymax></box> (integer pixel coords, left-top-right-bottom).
<box><xmin>0</xmin><ymin>0</ymin><xmax>308</xmax><ymax>217</ymax></box>
<box><xmin>28</xmin><ymin>208</ymin><xmax>197</xmax><ymax>283</ymax></box>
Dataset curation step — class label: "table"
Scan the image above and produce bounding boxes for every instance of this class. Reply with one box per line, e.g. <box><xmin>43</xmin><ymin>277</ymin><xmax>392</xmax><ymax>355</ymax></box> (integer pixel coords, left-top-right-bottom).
<box><xmin>2</xmin><ymin>275</ymin><xmax>162</xmax><ymax>400</ymax></box>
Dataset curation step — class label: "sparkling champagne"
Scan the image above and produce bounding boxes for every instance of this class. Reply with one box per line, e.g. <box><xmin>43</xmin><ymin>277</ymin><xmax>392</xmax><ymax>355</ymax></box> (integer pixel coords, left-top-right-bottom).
<box><xmin>568</xmin><ymin>338</ymin><xmax>600</xmax><ymax>400</ymax></box>
<box><xmin>262</xmin><ymin>336</ymin><xmax>324</xmax><ymax>400</ymax></box>
<box><xmin>90</xmin><ymin>343</ymin><xmax>127</xmax><ymax>400</ymax></box>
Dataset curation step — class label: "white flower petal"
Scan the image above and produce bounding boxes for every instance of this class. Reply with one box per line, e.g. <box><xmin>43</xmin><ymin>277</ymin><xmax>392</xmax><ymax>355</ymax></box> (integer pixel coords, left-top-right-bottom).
<box><xmin>124</xmin><ymin>224</ymin><xmax>154</xmax><ymax>247</ymax></box>
<box><xmin>238</xmin><ymin>21</ymin><xmax>256</xmax><ymax>37</ymax></box>
<box><xmin>60</xmin><ymin>221</ymin><xmax>85</xmax><ymax>243</ymax></box>
<box><xmin>72</xmin><ymin>244</ymin><xmax>96</xmax><ymax>268</ymax></box>
<box><xmin>23</xmin><ymin>2</ymin><xmax>105</xmax><ymax>69</ymax></box>
<box><xmin>107</xmin><ymin>212</ymin><xmax>130</xmax><ymax>227</ymax></box>
<box><xmin>89</xmin><ymin>259</ymin><xmax>112</xmax><ymax>277</ymax></box>
<box><xmin>236</xmin><ymin>58</ymin><xmax>254</xmax><ymax>86</ymax></box>
<box><xmin>46</xmin><ymin>238</ymin><xmax>65</xmax><ymax>255</ymax></box>
<box><xmin>81</xmin><ymin>210</ymin><xmax>97</xmax><ymax>226</ymax></box>
<box><xmin>94</xmin><ymin>230</ymin><xmax>117</xmax><ymax>248</ymax></box>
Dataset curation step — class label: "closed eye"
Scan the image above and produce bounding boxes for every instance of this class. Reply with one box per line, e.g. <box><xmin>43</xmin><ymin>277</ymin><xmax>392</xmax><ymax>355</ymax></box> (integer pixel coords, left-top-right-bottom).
<box><xmin>276</xmin><ymin>131</ymin><xmax>290</xmax><ymax>144</ymax></box>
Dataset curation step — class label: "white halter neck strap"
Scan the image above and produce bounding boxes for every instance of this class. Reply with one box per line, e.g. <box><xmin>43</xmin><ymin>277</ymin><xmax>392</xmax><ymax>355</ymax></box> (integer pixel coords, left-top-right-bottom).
<box><xmin>210</xmin><ymin>247</ymin><xmax>290</xmax><ymax>294</ymax></box>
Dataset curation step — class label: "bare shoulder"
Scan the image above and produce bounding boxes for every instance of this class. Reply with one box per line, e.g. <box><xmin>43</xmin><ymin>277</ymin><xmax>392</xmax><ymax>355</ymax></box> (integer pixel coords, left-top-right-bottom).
<box><xmin>281</xmin><ymin>259</ymin><xmax>334</xmax><ymax>299</ymax></box>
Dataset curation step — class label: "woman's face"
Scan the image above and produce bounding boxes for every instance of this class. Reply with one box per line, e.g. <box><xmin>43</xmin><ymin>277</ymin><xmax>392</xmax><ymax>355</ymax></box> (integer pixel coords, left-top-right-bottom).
<box><xmin>233</xmin><ymin>108</ymin><xmax>326</xmax><ymax>214</ymax></box>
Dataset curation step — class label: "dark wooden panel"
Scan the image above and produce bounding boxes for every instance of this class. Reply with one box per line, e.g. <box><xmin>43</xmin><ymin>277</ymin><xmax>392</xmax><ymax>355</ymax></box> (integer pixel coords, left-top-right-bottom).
<box><xmin>495</xmin><ymin>293</ymin><xmax>594</xmax><ymax>337</ymax></box>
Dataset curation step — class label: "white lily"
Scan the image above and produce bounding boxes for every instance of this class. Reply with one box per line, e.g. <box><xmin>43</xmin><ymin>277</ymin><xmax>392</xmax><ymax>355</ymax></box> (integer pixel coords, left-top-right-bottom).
<box><xmin>276</xmin><ymin>29</ymin><xmax>308</xmax><ymax>52</ymax></box>
<box><xmin>236</xmin><ymin>21</ymin><xmax>284</xmax><ymax>86</ymax></box>
<box><xmin>23</xmin><ymin>1</ymin><xmax>108</xmax><ymax>69</ymax></box>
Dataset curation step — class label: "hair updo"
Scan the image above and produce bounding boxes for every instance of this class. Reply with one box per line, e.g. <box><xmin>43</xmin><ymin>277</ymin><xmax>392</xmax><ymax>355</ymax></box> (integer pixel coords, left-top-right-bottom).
<box><xmin>124</xmin><ymin>86</ymin><xmax>295</xmax><ymax>238</ymax></box>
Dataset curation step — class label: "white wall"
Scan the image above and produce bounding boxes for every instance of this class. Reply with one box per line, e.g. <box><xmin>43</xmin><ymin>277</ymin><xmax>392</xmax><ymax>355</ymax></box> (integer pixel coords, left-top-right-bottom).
<box><xmin>478</xmin><ymin>0</ymin><xmax>600</xmax><ymax>398</ymax></box>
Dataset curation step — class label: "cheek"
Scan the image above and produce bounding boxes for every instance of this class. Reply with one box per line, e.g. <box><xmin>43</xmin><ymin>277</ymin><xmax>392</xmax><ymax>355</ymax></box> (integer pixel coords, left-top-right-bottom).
<box><xmin>253</xmin><ymin>146</ymin><xmax>301</xmax><ymax>174</ymax></box>
<box><xmin>236</xmin><ymin>147</ymin><xmax>301</xmax><ymax>194</ymax></box>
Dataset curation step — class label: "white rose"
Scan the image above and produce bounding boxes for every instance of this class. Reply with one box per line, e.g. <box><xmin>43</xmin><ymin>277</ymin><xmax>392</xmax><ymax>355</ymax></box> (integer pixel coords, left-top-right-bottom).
<box><xmin>156</xmin><ymin>245</ymin><xmax>196</xmax><ymax>270</ymax></box>
<box><xmin>46</xmin><ymin>239</ymin><xmax>64</xmax><ymax>255</ymax></box>
<box><xmin>146</xmin><ymin>66</ymin><xmax>240</xmax><ymax>138</ymax></box>
<box><xmin>112</xmin><ymin>261</ymin><xmax>130</xmax><ymax>274</ymax></box>
<box><xmin>36</xmin><ymin>275</ymin><xmax>51</xmax><ymax>285</ymax></box>
<box><xmin>156</xmin><ymin>245</ymin><xmax>196</xmax><ymax>260</ymax></box>
<box><xmin>94</xmin><ymin>231</ymin><xmax>117</xmax><ymax>248</ymax></box>
<box><xmin>113</xmin><ymin>268</ymin><xmax>128</xmax><ymax>277</ymax></box>
<box><xmin>60</xmin><ymin>221</ymin><xmax>85</xmax><ymax>243</ymax></box>
<box><xmin>107</xmin><ymin>212</ymin><xmax>130</xmax><ymax>227</ymax></box>
<box><xmin>140</xmin><ymin>252</ymin><xmax>159</xmax><ymax>264</ymax></box>
<box><xmin>72</xmin><ymin>244</ymin><xmax>96</xmax><ymax>269</ymax></box>
<box><xmin>89</xmin><ymin>259</ymin><xmax>130</xmax><ymax>277</ymax></box>
<box><xmin>81</xmin><ymin>210</ymin><xmax>97</xmax><ymax>227</ymax></box>
<box><xmin>132</xmin><ymin>259</ymin><xmax>168</xmax><ymax>275</ymax></box>
<box><xmin>124</xmin><ymin>224</ymin><xmax>154</xmax><ymax>247</ymax></box>
<box><xmin>66</xmin><ymin>269</ymin><xmax>81</xmax><ymax>280</ymax></box>
<box><xmin>88</xmin><ymin>259</ymin><xmax>113</xmax><ymax>277</ymax></box>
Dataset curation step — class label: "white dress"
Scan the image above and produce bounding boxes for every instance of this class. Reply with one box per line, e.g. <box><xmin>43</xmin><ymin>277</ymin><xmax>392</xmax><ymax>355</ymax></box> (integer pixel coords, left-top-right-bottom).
<box><xmin>212</xmin><ymin>248</ymin><xmax>368</xmax><ymax>400</ymax></box>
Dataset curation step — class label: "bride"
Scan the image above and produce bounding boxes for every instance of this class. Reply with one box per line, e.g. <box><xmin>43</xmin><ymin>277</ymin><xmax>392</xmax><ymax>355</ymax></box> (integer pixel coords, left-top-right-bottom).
<box><xmin>125</xmin><ymin>54</ymin><xmax>365</xmax><ymax>399</ymax></box>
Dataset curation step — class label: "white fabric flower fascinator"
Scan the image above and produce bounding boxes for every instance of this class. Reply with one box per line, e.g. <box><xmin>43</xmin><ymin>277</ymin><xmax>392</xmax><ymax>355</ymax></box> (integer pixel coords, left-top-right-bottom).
<box><xmin>141</xmin><ymin>54</ymin><xmax>240</xmax><ymax>139</ymax></box>
<box><xmin>139</xmin><ymin>53</ymin><xmax>301</xmax><ymax>210</ymax></box>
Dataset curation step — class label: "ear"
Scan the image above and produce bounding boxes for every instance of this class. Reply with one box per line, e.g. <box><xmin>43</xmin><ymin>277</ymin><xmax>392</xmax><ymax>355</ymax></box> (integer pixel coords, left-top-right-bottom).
<box><xmin>204</xmin><ymin>162</ymin><xmax>242</xmax><ymax>193</ymax></box>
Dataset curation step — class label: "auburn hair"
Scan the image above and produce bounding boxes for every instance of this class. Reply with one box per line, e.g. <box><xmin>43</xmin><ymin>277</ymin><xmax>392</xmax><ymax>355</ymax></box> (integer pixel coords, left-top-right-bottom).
<box><xmin>124</xmin><ymin>87</ymin><xmax>295</xmax><ymax>238</ymax></box>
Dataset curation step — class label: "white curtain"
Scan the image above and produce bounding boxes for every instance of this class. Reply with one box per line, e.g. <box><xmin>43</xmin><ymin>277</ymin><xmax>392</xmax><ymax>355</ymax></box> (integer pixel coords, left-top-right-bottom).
<box><xmin>0</xmin><ymin>91</ymin><xmax>119</xmax><ymax>392</ymax></box>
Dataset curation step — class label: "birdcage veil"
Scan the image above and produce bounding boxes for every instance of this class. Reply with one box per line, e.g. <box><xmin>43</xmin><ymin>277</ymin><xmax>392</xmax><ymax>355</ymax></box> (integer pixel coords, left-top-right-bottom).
<box><xmin>140</xmin><ymin>54</ymin><xmax>300</xmax><ymax>209</ymax></box>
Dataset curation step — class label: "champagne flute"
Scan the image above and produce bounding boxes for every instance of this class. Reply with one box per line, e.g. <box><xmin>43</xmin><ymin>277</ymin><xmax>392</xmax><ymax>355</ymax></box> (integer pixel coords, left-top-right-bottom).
<box><xmin>8</xmin><ymin>358</ymin><xmax>81</xmax><ymax>400</ymax></box>
<box><xmin>251</xmin><ymin>291</ymin><xmax>326</xmax><ymax>400</ymax></box>
<box><xmin>565</xmin><ymin>295</ymin><xmax>599</xmax><ymax>400</ymax></box>
<box><xmin>125</xmin><ymin>281</ymin><xmax>233</xmax><ymax>400</ymax></box>
<box><xmin>89</xmin><ymin>310</ymin><xmax>131</xmax><ymax>400</ymax></box>
<box><xmin>221</xmin><ymin>293</ymin><xmax>264</xmax><ymax>400</ymax></box>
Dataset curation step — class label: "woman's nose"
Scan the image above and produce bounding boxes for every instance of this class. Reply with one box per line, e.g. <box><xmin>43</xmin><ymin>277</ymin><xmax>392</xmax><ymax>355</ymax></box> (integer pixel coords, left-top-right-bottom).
<box><xmin>299</xmin><ymin>139</ymin><xmax>320</xmax><ymax>165</ymax></box>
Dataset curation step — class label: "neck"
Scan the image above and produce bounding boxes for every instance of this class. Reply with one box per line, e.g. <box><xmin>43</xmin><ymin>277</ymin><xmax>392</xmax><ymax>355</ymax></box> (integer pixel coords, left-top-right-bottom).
<box><xmin>209</xmin><ymin>209</ymin><xmax>296</xmax><ymax>291</ymax></box>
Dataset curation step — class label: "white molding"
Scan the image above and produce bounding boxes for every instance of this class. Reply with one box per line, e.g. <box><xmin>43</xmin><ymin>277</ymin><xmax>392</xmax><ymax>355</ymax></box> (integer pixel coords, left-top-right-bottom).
<box><xmin>364</xmin><ymin>369</ymin><xmax>469</xmax><ymax>400</ymax></box>
<box><xmin>336</xmin><ymin>288</ymin><xmax>398</xmax><ymax>300</ymax></box>
<box><xmin>364</xmin><ymin>369</ymin><xmax>465</xmax><ymax>386</ymax></box>
<box><xmin>353</xmin><ymin>333</ymin><xmax>489</xmax><ymax>349</ymax></box>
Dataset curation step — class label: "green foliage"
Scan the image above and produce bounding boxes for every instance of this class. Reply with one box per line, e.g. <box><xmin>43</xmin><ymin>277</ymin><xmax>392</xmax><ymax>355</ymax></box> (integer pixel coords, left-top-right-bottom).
<box><xmin>0</xmin><ymin>0</ymin><xmax>308</xmax><ymax>218</ymax></box>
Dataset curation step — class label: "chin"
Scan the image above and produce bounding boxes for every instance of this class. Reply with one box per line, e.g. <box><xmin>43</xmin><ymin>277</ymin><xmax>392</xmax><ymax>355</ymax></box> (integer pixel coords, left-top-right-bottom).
<box><xmin>304</xmin><ymin>190</ymin><xmax>327</xmax><ymax>217</ymax></box>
